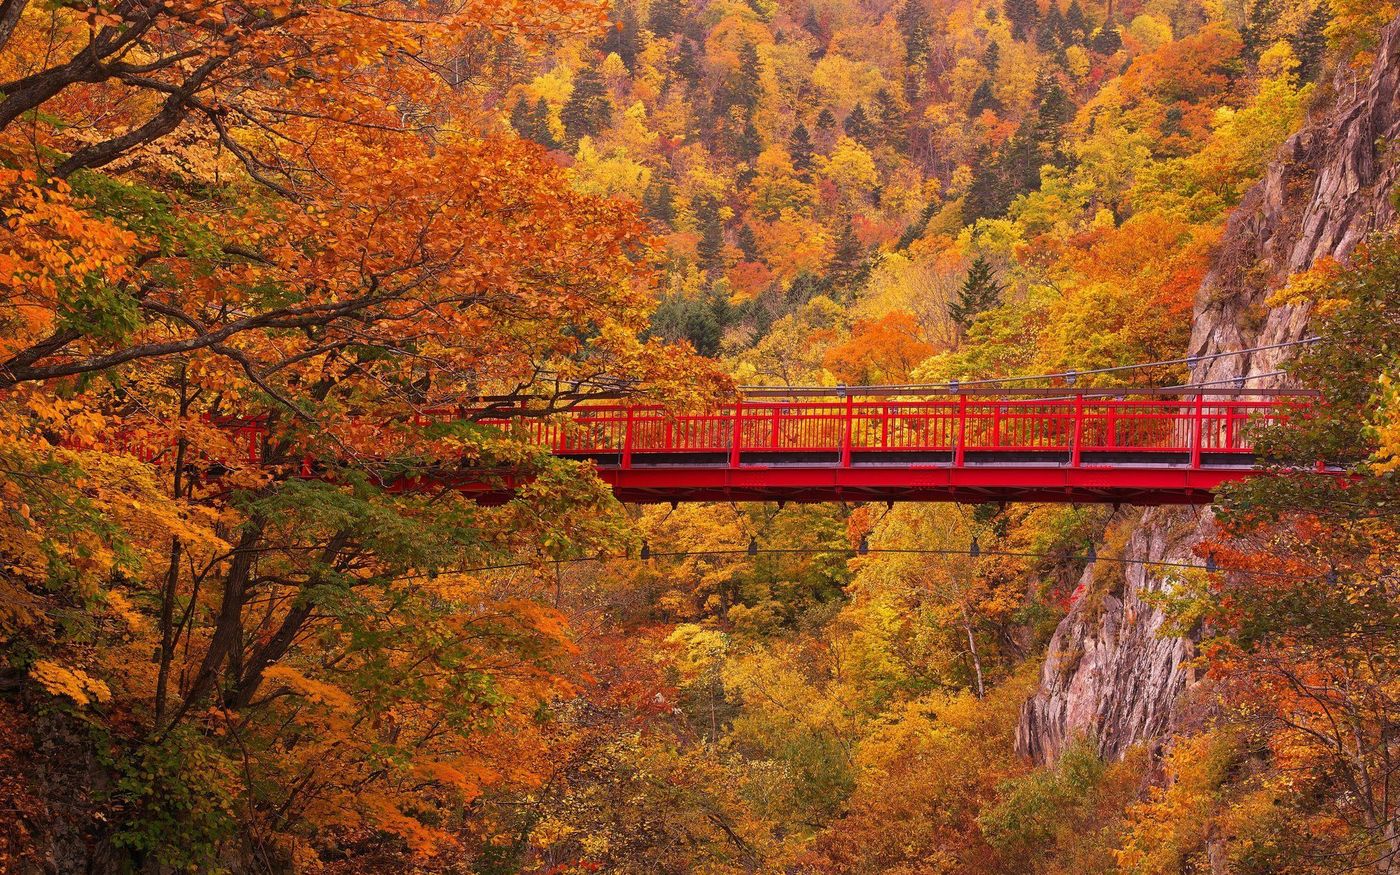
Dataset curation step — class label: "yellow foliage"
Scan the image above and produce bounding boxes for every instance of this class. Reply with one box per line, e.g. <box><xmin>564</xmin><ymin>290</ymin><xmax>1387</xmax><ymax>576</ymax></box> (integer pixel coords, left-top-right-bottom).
<box><xmin>261</xmin><ymin>665</ymin><xmax>356</xmax><ymax>713</ymax></box>
<box><xmin>1114</xmin><ymin>730</ymin><xmax>1239</xmax><ymax>872</ymax></box>
<box><xmin>29</xmin><ymin>660</ymin><xmax>112</xmax><ymax>707</ymax></box>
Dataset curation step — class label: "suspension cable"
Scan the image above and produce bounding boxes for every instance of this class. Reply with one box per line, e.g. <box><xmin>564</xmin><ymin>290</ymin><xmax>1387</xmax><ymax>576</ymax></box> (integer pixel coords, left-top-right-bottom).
<box><xmin>408</xmin><ymin>544</ymin><xmax>1318</xmax><ymax>582</ymax></box>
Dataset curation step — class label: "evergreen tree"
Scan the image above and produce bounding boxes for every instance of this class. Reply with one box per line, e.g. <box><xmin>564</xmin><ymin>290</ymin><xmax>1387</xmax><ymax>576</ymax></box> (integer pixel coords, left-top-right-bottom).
<box><xmin>734</xmin><ymin>42</ymin><xmax>764</xmax><ymax>112</ymax></box>
<box><xmin>601</xmin><ymin>3</ymin><xmax>642</xmax><ymax>70</ymax></box>
<box><xmin>827</xmin><ymin>215</ymin><xmax>865</xmax><ymax>290</ymax></box>
<box><xmin>1030</xmin><ymin>73</ymin><xmax>1074</xmax><ymax>153</ymax></box>
<box><xmin>815</xmin><ymin>107</ymin><xmax>837</xmax><ymax>133</ymax></box>
<box><xmin>968</xmin><ymin>81</ymin><xmax>1003</xmax><ymax>117</ymax></box>
<box><xmin>982</xmin><ymin>40</ymin><xmax>1001</xmax><ymax>74</ymax></box>
<box><xmin>949</xmin><ymin>256</ymin><xmax>1005</xmax><ymax>332</ymax></box>
<box><xmin>1046</xmin><ymin>3</ymin><xmax>1068</xmax><ymax>42</ymax></box>
<box><xmin>790</xmin><ymin>122</ymin><xmax>814</xmax><ymax>174</ymax></box>
<box><xmin>1090</xmin><ymin>22</ymin><xmax>1122</xmax><ymax>53</ymax></box>
<box><xmin>802</xmin><ymin>5</ymin><xmax>824</xmax><ymax>42</ymax></box>
<box><xmin>1035</xmin><ymin>7</ymin><xmax>1062</xmax><ymax>53</ymax></box>
<box><xmin>903</xmin><ymin>67</ymin><xmax>925</xmax><ymax>106</ymax></box>
<box><xmin>694</xmin><ymin>195</ymin><xmax>727</xmax><ymax>275</ymax></box>
<box><xmin>716</xmin><ymin>42</ymin><xmax>763</xmax><ymax>119</ymax></box>
<box><xmin>843</xmin><ymin>103</ymin><xmax>873</xmax><ymax>142</ymax></box>
<box><xmin>676</xmin><ymin>38</ymin><xmax>703</xmax><ymax>86</ymax></box>
<box><xmin>561</xmin><ymin>65</ymin><xmax>612</xmax><ymax>144</ymax></box>
<box><xmin>736</xmin><ymin>223</ymin><xmax>759</xmax><ymax>261</ymax></box>
<box><xmin>875</xmin><ymin>88</ymin><xmax>905</xmax><ymax>149</ymax></box>
<box><xmin>643</xmin><ymin>180</ymin><xmax>676</xmax><ymax>226</ymax></box>
<box><xmin>1161</xmin><ymin>104</ymin><xmax>1185</xmax><ymax>140</ymax></box>
<box><xmin>650</xmin><ymin>288</ymin><xmax>727</xmax><ymax>356</ymax></box>
<box><xmin>736</xmin><ymin>119</ymin><xmax>763</xmax><ymax>162</ymax></box>
<box><xmin>1241</xmin><ymin>0</ymin><xmax>1280</xmax><ymax>66</ymax></box>
<box><xmin>1004</xmin><ymin>0</ymin><xmax>1039</xmax><ymax>41</ymax></box>
<box><xmin>1065</xmin><ymin>0</ymin><xmax>1090</xmax><ymax>41</ymax></box>
<box><xmin>786</xmin><ymin>270</ymin><xmax>824</xmax><ymax>306</ymax></box>
<box><xmin>530</xmin><ymin>97</ymin><xmax>558</xmax><ymax>149</ymax></box>
<box><xmin>511</xmin><ymin>95</ymin><xmax>558</xmax><ymax>149</ymax></box>
<box><xmin>897</xmin><ymin>0</ymin><xmax>930</xmax><ymax>64</ymax></box>
<box><xmin>509</xmin><ymin>95</ymin><xmax>532</xmax><ymax>138</ymax></box>
<box><xmin>647</xmin><ymin>0</ymin><xmax>682</xmax><ymax>38</ymax></box>
<box><xmin>964</xmin><ymin>129</ymin><xmax>1040</xmax><ymax>222</ymax></box>
<box><xmin>1290</xmin><ymin>3</ymin><xmax>1331</xmax><ymax>82</ymax></box>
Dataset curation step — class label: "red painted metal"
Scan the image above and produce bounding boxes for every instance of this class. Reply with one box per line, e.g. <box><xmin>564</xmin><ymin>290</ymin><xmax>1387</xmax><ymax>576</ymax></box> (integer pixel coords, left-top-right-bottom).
<box><xmin>442</xmin><ymin>392</ymin><xmax>1298</xmax><ymax>505</ymax></box>
<box><xmin>111</xmin><ymin>393</ymin><xmax>1307</xmax><ymax>505</ymax></box>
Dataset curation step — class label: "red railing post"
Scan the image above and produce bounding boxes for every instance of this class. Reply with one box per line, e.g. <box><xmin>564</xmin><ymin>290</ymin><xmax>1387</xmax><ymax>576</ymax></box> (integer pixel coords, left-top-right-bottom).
<box><xmin>881</xmin><ymin>403</ymin><xmax>889</xmax><ymax>449</ymax></box>
<box><xmin>991</xmin><ymin>403</ymin><xmax>1002</xmax><ymax>448</ymax></box>
<box><xmin>1190</xmin><ymin>392</ymin><xmax>1204</xmax><ymax>469</ymax></box>
<box><xmin>622</xmin><ymin>406</ymin><xmax>634</xmax><ymax>469</ymax></box>
<box><xmin>1106</xmin><ymin>400</ymin><xmax>1117</xmax><ymax>448</ymax></box>
<box><xmin>1071</xmin><ymin>393</ymin><xmax>1084</xmax><ymax>467</ymax></box>
<box><xmin>1224</xmin><ymin>400</ymin><xmax>1236</xmax><ymax>450</ymax></box>
<box><xmin>841</xmin><ymin>393</ymin><xmax>854</xmax><ymax>468</ymax></box>
<box><xmin>730</xmin><ymin>401</ymin><xmax>743</xmax><ymax>468</ymax></box>
<box><xmin>954</xmin><ymin>394</ymin><xmax>967</xmax><ymax>467</ymax></box>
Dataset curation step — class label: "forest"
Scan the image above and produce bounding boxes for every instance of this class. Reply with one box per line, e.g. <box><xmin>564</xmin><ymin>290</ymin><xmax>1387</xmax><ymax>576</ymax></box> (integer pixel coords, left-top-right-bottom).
<box><xmin>1</xmin><ymin>0</ymin><xmax>1398</xmax><ymax>870</ymax></box>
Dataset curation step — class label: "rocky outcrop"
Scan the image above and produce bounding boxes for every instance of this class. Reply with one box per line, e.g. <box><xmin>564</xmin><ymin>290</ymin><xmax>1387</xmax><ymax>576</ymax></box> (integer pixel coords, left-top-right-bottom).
<box><xmin>1017</xmin><ymin>16</ymin><xmax>1400</xmax><ymax>764</ymax></box>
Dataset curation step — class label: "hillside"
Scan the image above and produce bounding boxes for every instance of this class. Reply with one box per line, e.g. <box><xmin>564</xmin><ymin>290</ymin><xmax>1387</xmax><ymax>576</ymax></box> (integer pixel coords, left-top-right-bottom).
<box><xmin>1</xmin><ymin>0</ymin><xmax>1398</xmax><ymax>871</ymax></box>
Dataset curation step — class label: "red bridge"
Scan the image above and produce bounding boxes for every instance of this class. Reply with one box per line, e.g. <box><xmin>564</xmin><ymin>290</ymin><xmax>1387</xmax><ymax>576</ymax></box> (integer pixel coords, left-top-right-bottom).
<box><xmin>417</xmin><ymin>388</ymin><xmax>1308</xmax><ymax>506</ymax></box>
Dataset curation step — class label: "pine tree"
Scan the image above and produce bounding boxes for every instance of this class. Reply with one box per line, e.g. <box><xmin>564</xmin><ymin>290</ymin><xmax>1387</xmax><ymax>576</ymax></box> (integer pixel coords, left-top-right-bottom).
<box><xmin>827</xmin><ymin>215</ymin><xmax>865</xmax><ymax>290</ymax></box>
<box><xmin>601</xmin><ymin>3</ymin><xmax>642</xmax><ymax>70</ymax></box>
<box><xmin>949</xmin><ymin>256</ymin><xmax>1004</xmax><ymax>332</ymax></box>
<box><xmin>843</xmin><ymin>103</ymin><xmax>873</xmax><ymax>142</ymax></box>
<box><xmin>1240</xmin><ymin>0</ymin><xmax>1279</xmax><ymax>66</ymax></box>
<box><xmin>694</xmin><ymin>195</ymin><xmax>726</xmax><ymax>275</ymax></box>
<box><xmin>675</xmin><ymin>38</ymin><xmax>703</xmax><ymax>86</ymax></box>
<box><xmin>561</xmin><ymin>65</ymin><xmax>612</xmax><ymax>144</ymax></box>
<box><xmin>897</xmin><ymin>0</ymin><xmax>930</xmax><ymax>64</ymax></box>
<box><xmin>531</xmin><ymin>97</ymin><xmax>558</xmax><ymax>148</ymax></box>
<box><xmin>1290</xmin><ymin>3</ymin><xmax>1331</xmax><ymax>82</ymax></box>
<box><xmin>875</xmin><ymin>88</ymin><xmax>905</xmax><ymax>149</ymax></box>
<box><xmin>815</xmin><ymin>107</ymin><xmax>836</xmax><ymax>132</ymax></box>
<box><xmin>982</xmin><ymin>41</ymin><xmax>1001</xmax><ymax>74</ymax></box>
<box><xmin>1046</xmin><ymin>3</ymin><xmax>1068</xmax><ymax>42</ymax></box>
<box><xmin>715</xmin><ymin>42</ymin><xmax>763</xmax><ymax>119</ymax></box>
<box><xmin>733</xmin><ymin>42</ymin><xmax>764</xmax><ymax>113</ymax></box>
<box><xmin>736</xmin><ymin>223</ymin><xmax>759</xmax><ymax>261</ymax></box>
<box><xmin>969</xmin><ymin>81</ymin><xmax>1003</xmax><ymax>117</ymax></box>
<box><xmin>786</xmin><ymin>270</ymin><xmax>824</xmax><ymax>306</ymax></box>
<box><xmin>1065</xmin><ymin>0</ymin><xmax>1090</xmax><ymax>42</ymax></box>
<box><xmin>790</xmin><ymin>122</ymin><xmax>814</xmax><ymax>174</ymax></box>
<box><xmin>511</xmin><ymin>96</ymin><xmax>558</xmax><ymax>149</ymax></box>
<box><xmin>903</xmin><ymin>67</ymin><xmax>924</xmax><ymax>106</ymax></box>
<box><xmin>644</xmin><ymin>180</ymin><xmax>676</xmax><ymax>226</ymax></box>
<box><xmin>1030</xmin><ymin>73</ymin><xmax>1074</xmax><ymax>154</ymax></box>
<box><xmin>736</xmin><ymin>119</ymin><xmax>763</xmax><ymax>164</ymax></box>
<box><xmin>647</xmin><ymin>0</ymin><xmax>682</xmax><ymax>38</ymax></box>
<box><xmin>1004</xmin><ymin>0</ymin><xmax>1039</xmax><ymax>41</ymax></box>
<box><xmin>1091</xmin><ymin>22</ymin><xmax>1122</xmax><ymax>53</ymax></box>
<box><xmin>1036</xmin><ymin>7</ymin><xmax>1063</xmax><ymax>53</ymax></box>
<box><xmin>509</xmin><ymin>95</ymin><xmax>532</xmax><ymax>138</ymax></box>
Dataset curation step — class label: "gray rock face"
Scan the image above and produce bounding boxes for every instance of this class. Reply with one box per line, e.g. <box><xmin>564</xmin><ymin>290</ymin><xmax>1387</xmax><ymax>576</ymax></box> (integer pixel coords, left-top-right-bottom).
<box><xmin>1017</xmin><ymin>15</ymin><xmax>1400</xmax><ymax>764</ymax></box>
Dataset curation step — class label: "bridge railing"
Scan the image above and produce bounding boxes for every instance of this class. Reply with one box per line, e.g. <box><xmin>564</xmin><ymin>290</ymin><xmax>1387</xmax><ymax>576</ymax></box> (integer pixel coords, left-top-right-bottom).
<box><xmin>471</xmin><ymin>392</ymin><xmax>1297</xmax><ymax>469</ymax></box>
<box><xmin>103</xmin><ymin>391</ymin><xmax>1299</xmax><ymax>473</ymax></box>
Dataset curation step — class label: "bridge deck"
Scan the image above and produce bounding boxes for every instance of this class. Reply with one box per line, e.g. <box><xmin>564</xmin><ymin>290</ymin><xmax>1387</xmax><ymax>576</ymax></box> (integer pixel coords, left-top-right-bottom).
<box><xmin>439</xmin><ymin>393</ymin><xmax>1303</xmax><ymax>505</ymax></box>
<box><xmin>131</xmin><ymin>393</ymin><xmax>1309</xmax><ymax>505</ymax></box>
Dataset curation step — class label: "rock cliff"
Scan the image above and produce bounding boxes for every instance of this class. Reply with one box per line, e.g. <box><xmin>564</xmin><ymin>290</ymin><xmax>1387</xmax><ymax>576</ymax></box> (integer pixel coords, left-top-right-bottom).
<box><xmin>1017</xmin><ymin>17</ymin><xmax>1400</xmax><ymax>763</ymax></box>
